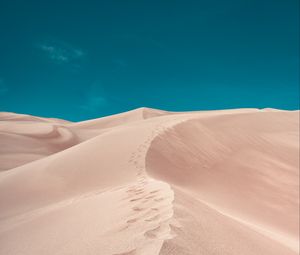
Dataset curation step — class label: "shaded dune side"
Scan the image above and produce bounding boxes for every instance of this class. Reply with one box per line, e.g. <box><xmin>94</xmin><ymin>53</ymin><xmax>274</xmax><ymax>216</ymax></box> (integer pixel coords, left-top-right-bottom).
<box><xmin>145</xmin><ymin>111</ymin><xmax>299</xmax><ymax>254</ymax></box>
<box><xmin>0</xmin><ymin>123</ymin><xmax>79</xmax><ymax>171</ymax></box>
<box><xmin>158</xmin><ymin>187</ymin><xmax>297</xmax><ymax>255</ymax></box>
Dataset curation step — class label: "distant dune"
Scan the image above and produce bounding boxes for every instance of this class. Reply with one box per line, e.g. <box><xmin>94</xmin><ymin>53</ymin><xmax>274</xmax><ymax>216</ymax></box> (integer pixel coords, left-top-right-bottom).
<box><xmin>0</xmin><ymin>108</ymin><xmax>299</xmax><ymax>255</ymax></box>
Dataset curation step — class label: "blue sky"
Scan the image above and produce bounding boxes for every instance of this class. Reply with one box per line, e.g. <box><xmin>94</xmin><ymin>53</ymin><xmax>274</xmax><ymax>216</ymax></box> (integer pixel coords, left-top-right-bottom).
<box><xmin>0</xmin><ymin>0</ymin><xmax>299</xmax><ymax>121</ymax></box>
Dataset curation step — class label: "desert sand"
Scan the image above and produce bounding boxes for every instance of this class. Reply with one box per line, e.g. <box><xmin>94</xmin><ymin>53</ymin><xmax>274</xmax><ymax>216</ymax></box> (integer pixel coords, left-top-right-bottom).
<box><xmin>0</xmin><ymin>107</ymin><xmax>299</xmax><ymax>255</ymax></box>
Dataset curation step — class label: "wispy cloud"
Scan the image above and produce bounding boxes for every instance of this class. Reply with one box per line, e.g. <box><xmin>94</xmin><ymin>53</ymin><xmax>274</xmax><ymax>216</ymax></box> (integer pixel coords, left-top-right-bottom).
<box><xmin>37</xmin><ymin>40</ymin><xmax>85</xmax><ymax>64</ymax></box>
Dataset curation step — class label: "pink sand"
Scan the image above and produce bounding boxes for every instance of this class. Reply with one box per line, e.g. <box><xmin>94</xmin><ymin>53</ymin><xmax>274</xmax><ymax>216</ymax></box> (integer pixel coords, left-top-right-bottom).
<box><xmin>0</xmin><ymin>108</ymin><xmax>299</xmax><ymax>254</ymax></box>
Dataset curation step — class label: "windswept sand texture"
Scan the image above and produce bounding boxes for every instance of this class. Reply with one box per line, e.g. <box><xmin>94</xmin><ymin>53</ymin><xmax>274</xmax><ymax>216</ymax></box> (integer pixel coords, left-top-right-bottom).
<box><xmin>0</xmin><ymin>108</ymin><xmax>299</xmax><ymax>255</ymax></box>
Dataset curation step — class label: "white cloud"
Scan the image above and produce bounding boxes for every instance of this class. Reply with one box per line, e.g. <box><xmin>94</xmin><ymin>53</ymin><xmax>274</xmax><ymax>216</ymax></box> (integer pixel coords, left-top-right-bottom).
<box><xmin>38</xmin><ymin>40</ymin><xmax>85</xmax><ymax>64</ymax></box>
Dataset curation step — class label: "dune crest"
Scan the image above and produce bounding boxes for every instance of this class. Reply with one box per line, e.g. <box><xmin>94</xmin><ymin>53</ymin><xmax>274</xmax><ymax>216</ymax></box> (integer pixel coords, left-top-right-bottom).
<box><xmin>0</xmin><ymin>108</ymin><xmax>299</xmax><ymax>254</ymax></box>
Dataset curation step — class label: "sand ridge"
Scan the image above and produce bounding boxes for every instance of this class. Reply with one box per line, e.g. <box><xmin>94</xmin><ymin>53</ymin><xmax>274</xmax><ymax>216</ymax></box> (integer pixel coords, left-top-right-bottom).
<box><xmin>0</xmin><ymin>108</ymin><xmax>299</xmax><ymax>254</ymax></box>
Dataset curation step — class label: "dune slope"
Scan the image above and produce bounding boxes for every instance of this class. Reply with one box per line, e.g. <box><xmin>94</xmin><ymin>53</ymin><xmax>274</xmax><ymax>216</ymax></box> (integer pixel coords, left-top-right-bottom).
<box><xmin>0</xmin><ymin>108</ymin><xmax>165</xmax><ymax>171</ymax></box>
<box><xmin>0</xmin><ymin>108</ymin><xmax>299</xmax><ymax>255</ymax></box>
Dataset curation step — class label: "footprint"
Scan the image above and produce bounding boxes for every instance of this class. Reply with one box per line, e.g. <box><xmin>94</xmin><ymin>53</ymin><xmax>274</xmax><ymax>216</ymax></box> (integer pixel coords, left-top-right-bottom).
<box><xmin>138</xmin><ymin>182</ymin><xmax>147</xmax><ymax>186</ymax></box>
<box><xmin>130</xmin><ymin>197</ymin><xmax>144</xmax><ymax>202</ymax></box>
<box><xmin>118</xmin><ymin>224</ymin><xmax>130</xmax><ymax>231</ymax></box>
<box><xmin>154</xmin><ymin>198</ymin><xmax>165</xmax><ymax>202</ymax></box>
<box><xmin>127</xmin><ymin>218</ymin><xmax>138</xmax><ymax>224</ymax></box>
<box><xmin>113</xmin><ymin>249</ymin><xmax>136</xmax><ymax>255</ymax></box>
<box><xmin>126</xmin><ymin>189</ymin><xmax>138</xmax><ymax>194</ymax></box>
<box><xmin>145</xmin><ymin>215</ymin><xmax>160</xmax><ymax>222</ymax></box>
<box><xmin>132</xmin><ymin>207</ymin><xmax>144</xmax><ymax>211</ymax></box>
<box><xmin>145</xmin><ymin>195</ymin><xmax>156</xmax><ymax>199</ymax></box>
<box><xmin>144</xmin><ymin>226</ymin><xmax>160</xmax><ymax>239</ymax></box>
<box><xmin>150</xmin><ymin>190</ymin><xmax>159</xmax><ymax>194</ymax></box>
<box><xmin>134</xmin><ymin>188</ymin><xmax>144</xmax><ymax>192</ymax></box>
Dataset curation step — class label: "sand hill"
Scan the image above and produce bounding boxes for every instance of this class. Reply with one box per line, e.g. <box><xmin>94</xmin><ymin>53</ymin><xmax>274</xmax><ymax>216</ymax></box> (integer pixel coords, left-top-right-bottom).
<box><xmin>0</xmin><ymin>108</ymin><xmax>299</xmax><ymax>255</ymax></box>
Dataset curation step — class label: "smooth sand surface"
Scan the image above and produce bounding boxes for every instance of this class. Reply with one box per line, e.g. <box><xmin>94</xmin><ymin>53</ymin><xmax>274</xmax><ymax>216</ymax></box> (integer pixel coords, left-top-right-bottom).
<box><xmin>0</xmin><ymin>108</ymin><xmax>299</xmax><ymax>254</ymax></box>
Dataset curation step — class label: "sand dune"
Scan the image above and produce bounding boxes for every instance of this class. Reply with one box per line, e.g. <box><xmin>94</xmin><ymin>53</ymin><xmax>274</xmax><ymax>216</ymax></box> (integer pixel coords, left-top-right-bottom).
<box><xmin>0</xmin><ymin>108</ymin><xmax>298</xmax><ymax>254</ymax></box>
